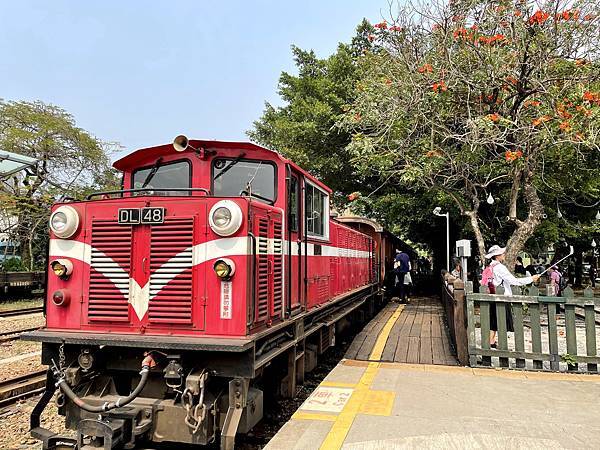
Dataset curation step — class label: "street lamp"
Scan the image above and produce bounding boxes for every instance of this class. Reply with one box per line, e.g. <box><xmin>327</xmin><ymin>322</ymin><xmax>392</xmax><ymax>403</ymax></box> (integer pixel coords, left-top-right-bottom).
<box><xmin>433</xmin><ymin>207</ymin><xmax>450</xmax><ymax>271</ymax></box>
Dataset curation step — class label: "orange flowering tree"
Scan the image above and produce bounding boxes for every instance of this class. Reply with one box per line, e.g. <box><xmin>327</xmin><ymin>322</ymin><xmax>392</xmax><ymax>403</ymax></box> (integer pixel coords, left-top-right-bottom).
<box><xmin>342</xmin><ymin>0</ymin><xmax>600</xmax><ymax>265</ymax></box>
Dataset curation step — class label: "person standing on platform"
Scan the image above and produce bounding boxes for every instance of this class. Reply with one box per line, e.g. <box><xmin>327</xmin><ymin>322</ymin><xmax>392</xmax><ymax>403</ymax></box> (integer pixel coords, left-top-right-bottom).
<box><xmin>481</xmin><ymin>245</ymin><xmax>540</xmax><ymax>347</ymax></box>
<box><xmin>514</xmin><ymin>256</ymin><xmax>526</xmax><ymax>275</ymax></box>
<box><xmin>394</xmin><ymin>249</ymin><xmax>411</xmax><ymax>303</ymax></box>
<box><xmin>547</xmin><ymin>265</ymin><xmax>563</xmax><ymax>297</ymax></box>
<box><xmin>589</xmin><ymin>264</ymin><xmax>597</xmax><ymax>288</ymax></box>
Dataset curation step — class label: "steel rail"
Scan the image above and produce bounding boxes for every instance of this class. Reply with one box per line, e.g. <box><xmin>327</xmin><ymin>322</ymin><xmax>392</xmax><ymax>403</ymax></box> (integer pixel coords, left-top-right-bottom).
<box><xmin>0</xmin><ymin>326</ymin><xmax>41</xmax><ymax>343</ymax></box>
<box><xmin>0</xmin><ymin>370</ymin><xmax>47</xmax><ymax>407</ymax></box>
<box><xmin>0</xmin><ymin>306</ymin><xmax>43</xmax><ymax>318</ymax></box>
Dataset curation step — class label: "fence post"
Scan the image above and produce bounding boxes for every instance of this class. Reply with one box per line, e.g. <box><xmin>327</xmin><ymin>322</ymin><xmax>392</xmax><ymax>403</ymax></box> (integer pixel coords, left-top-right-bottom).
<box><xmin>452</xmin><ymin>279</ymin><xmax>469</xmax><ymax>365</ymax></box>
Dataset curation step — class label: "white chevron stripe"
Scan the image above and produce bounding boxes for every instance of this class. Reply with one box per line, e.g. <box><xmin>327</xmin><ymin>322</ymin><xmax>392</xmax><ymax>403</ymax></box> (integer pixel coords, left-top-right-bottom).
<box><xmin>49</xmin><ymin>236</ymin><xmax>371</xmax><ymax>320</ymax></box>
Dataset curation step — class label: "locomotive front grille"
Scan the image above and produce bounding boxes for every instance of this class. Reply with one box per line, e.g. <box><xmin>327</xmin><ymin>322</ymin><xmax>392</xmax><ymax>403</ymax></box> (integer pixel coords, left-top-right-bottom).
<box><xmin>149</xmin><ymin>217</ymin><xmax>194</xmax><ymax>324</ymax></box>
<box><xmin>88</xmin><ymin>220</ymin><xmax>132</xmax><ymax>322</ymax></box>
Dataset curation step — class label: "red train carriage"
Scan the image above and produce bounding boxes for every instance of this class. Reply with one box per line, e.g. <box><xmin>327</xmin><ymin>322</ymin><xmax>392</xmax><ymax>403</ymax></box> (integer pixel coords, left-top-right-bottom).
<box><xmin>24</xmin><ymin>137</ymin><xmax>379</xmax><ymax>450</ymax></box>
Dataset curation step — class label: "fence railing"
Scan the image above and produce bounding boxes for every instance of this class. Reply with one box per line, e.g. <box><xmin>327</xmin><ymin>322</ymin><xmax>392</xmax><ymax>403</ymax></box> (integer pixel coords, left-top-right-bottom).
<box><xmin>441</xmin><ymin>274</ymin><xmax>469</xmax><ymax>365</ymax></box>
<box><xmin>466</xmin><ymin>285</ymin><xmax>600</xmax><ymax>372</ymax></box>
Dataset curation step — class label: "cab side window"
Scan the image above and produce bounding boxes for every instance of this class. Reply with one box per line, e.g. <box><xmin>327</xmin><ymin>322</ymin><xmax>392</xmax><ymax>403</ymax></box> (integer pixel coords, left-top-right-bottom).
<box><xmin>305</xmin><ymin>182</ymin><xmax>328</xmax><ymax>238</ymax></box>
<box><xmin>289</xmin><ymin>176</ymin><xmax>299</xmax><ymax>232</ymax></box>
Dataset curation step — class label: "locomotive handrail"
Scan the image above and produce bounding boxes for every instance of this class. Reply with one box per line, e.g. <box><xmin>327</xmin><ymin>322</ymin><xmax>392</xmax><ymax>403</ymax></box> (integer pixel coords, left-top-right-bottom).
<box><xmin>86</xmin><ymin>187</ymin><xmax>211</xmax><ymax>200</ymax></box>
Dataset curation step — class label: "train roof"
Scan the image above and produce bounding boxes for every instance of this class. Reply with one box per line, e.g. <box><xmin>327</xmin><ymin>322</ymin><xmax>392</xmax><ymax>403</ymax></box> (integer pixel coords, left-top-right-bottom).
<box><xmin>113</xmin><ymin>139</ymin><xmax>331</xmax><ymax>193</ymax></box>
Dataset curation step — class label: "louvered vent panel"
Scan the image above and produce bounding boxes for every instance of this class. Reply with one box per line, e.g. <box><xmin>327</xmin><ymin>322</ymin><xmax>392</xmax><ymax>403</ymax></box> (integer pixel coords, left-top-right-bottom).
<box><xmin>272</xmin><ymin>220</ymin><xmax>283</xmax><ymax>318</ymax></box>
<box><xmin>149</xmin><ymin>217</ymin><xmax>194</xmax><ymax>324</ymax></box>
<box><xmin>88</xmin><ymin>220</ymin><xmax>131</xmax><ymax>322</ymax></box>
<box><xmin>256</xmin><ymin>217</ymin><xmax>269</xmax><ymax>321</ymax></box>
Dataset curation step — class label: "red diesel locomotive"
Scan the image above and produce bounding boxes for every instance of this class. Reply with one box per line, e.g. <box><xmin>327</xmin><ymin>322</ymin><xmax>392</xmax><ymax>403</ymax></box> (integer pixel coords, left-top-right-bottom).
<box><xmin>25</xmin><ymin>136</ymin><xmax>380</xmax><ymax>450</ymax></box>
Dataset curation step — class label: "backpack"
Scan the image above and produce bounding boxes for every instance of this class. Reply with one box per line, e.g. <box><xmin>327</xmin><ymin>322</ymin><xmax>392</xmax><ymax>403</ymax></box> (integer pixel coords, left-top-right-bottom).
<box><xmin>558</xmin><ymin>273</ymin><xmax>567</xmax><ymax>292</ymax></box>
<box><xmin>480</xmin><ymin>264</ymin><xmax>496</xmax><ymax>294</ymax></box>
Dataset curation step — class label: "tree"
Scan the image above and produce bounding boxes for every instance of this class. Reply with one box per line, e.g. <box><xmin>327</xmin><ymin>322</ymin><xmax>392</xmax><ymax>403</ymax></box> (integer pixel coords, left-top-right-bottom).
<box><xmin>249</xmin><ymin>20</ymin><xmax>378</xmax><ymax>201</ymax></box>
<box><xmin>341</xmin><ymin>0</ymin><xmax>600</xmax><ymax>267</ymax></box>
<box><xmin>0</xmin><ymin>100</ymin><xmax>119</xmax><ymax>269</ymax></box>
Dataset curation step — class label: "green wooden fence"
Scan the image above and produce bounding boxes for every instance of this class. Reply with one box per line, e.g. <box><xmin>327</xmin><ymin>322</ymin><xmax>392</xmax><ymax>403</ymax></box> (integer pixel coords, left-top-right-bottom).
<box><xmin>466</xmin><ymin>286</ymin><xmax>600</xmax><ymax>372</ymax></box>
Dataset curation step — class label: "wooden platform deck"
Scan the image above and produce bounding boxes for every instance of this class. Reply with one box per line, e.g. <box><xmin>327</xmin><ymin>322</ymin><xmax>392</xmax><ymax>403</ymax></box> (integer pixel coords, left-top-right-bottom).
<box><xmin>345</xmin><ymin>297</ymin><xmax>458</xmax><ymax>365</ymax></box>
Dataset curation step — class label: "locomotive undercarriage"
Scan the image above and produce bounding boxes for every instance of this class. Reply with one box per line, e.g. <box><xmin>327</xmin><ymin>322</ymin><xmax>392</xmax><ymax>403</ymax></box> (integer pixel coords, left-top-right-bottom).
<box><xmin>26</xmin><ymin>285</ymin><xmax>380</xmax><ymax>450</ymax></box>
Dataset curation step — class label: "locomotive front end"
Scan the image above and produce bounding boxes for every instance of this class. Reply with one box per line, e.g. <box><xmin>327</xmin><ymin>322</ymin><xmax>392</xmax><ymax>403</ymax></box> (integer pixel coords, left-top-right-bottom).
<box><xmin>23</xmin><ymin>139</ymin><xmax>281</xmax><ymax>450</ymax></box>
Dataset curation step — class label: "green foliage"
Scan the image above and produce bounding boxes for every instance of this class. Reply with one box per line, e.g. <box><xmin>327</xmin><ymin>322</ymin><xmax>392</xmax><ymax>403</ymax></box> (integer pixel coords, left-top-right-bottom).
<box><xmin>1</xmin><ymin>257</ymin><xmax>26</xmax><ymax>272</ymax></box>
<box><xmin>340</xmin><ymin>0</ymin><xmax>600</xmax><ymax>262</ymax></box>
<box><xmin>560</xmin><ymin>353</ymin><xmax>578</xmax><ymax>366</ymax></box>
<box><xmin>0</xmin><ymin>100</ymin><xmax>118</xmax><ymax>269</ymax></box>
<box><xmin>249</xmin><ymin>20</ymin><xmax>377</xmax><ymax>201</ymax></box>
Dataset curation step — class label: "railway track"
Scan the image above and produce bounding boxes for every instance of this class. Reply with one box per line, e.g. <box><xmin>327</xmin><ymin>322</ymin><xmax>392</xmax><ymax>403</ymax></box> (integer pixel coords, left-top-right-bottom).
<box><xmin>0</xmin><ymin>370</ymin><xmax>46</xmax><ymax>407</ymax></box>
<box><xmin>0</xmin><ymin>306</ymin><xmax>43</xmax><ymax>318</ymax></box>
<box><xmin>0</xmin><ymin>326</ymin><xmax>41</xmax><ymax>344</ymax></box>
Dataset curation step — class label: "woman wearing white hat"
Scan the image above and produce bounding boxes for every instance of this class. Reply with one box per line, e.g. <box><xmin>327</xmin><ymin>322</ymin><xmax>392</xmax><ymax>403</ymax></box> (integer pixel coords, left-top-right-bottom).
<box><xmin>482</xmin><ymin>245</ymin><xmax>540</xmax><ymax>347</ymax></box>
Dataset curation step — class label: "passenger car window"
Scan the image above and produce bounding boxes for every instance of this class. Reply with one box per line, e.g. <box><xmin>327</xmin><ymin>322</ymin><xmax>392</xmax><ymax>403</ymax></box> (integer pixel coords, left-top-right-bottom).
<box><xmin>306</xmin><ymin>182</ymin><xmax>328</xmax><ymax>238</ymax></box>
<box><xmin>132</xmin><ymin>160</ymin><xmax>191</xmax><ymax>196</ymax></box>
<box><xmin>212</xmin><ymin>159</ymin><xmax>276</xmax><ymax>203</ymax></box>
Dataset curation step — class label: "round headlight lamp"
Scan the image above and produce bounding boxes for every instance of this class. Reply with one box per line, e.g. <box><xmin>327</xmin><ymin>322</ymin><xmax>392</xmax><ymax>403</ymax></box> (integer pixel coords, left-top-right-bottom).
<box><xmin>213</xmin><ymin>207</ymin><xmax>232</xmax><ymax>227</ymax></box>
<box><xmin>49</xmin><ymin>206</ymin><xmax>80</xmax><ymax>239</ymax></box>
<box><xmin>213</xmin><ymin>258</ymin><xmax>236</xmax><ymax>279</ymax></box>
<box><xmin>51</xmin><ymin>259</ymin><xmax>73</xmax><ymax>279</ymax></box>
<box><xmin>208</xmin><ymin>200</ymin><xmax>243</xmax><ymax>236</ymax></box>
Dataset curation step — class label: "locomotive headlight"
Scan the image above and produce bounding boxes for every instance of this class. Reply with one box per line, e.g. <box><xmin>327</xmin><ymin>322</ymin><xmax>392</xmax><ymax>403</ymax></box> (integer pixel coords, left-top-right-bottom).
<box><xmin>49</xmin><ymin>205</ymin><xmax>80</xmax><ymax>239</ymax></box>
<box><xmin>209</xmin><ymin>200</ymin><xmax>243</xmax><ymax>236</ymax></box>
<box><xmin>50</xmin><ymin>259</ymin><xmax>73</xmax><ymax>279</ymax></box>
<box><xmin>213</xmin><ymin>207</ymin><xmax>232</xmax><ymax>227</ymax></box>
<box><xmin>213</xmin><ymin>258</ymin><xmax>235</xmax><ymax>279</ymax></box>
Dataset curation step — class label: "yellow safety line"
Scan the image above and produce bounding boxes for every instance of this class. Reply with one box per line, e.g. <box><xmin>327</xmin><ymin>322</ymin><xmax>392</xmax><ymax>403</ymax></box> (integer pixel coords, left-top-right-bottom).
<box><xmin>292</xmin><ymin>411</ymin><xmax>338</xmax><ymax>422</ymax></box>
<box><xmin>319</xmin><ymin>304</ymin><xmax>405</xmax><ymax>450</ymax></box>
<box><xmin>320</xmin><ymin>381</ymin><xmax>357</xmax><ymax>388</ymax></box>
<box><xmin>369</xmin><ymin>304</ymin><xmax>405</xmax><ymax>360</ymax></box>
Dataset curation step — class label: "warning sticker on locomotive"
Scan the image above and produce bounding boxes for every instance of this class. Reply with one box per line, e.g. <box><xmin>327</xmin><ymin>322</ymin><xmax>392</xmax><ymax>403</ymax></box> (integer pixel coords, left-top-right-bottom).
<box><xmin>299</xmin><ymin>386</ymin><xmax>353</xmax><ymax>413</ymax></box>
<box><xmin>220</xmin><ymin>281</ymin><xmax>233</xmax><ymax>319</ymax></box>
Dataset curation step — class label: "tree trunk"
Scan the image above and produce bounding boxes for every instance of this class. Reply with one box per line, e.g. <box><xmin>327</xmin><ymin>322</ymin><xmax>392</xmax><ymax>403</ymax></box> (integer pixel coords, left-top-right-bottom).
<box><xmin>504</xmin><ymin>175</ymin><xmax>544</xmax><ymax>270</ymax></box>
<box><xmin>465</xmin><ymin>211</ymin><xmax>486</xmax><ymax>262</ymax></box>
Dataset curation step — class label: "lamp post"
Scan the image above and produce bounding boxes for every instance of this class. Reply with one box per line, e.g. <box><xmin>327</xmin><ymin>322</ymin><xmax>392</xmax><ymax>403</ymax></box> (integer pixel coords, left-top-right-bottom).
<box><xmin>433</xmin><ymin>207</ymin><xmax>450</xmax><ymax>271</ymax></box>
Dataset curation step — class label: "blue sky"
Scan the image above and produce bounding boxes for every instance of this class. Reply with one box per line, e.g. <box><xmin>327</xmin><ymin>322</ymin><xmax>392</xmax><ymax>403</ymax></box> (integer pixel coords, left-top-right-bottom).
<box><xmin>1</xmin><ymin>1</ymin><xmax>387</xmax><ymax>160</ymax></box>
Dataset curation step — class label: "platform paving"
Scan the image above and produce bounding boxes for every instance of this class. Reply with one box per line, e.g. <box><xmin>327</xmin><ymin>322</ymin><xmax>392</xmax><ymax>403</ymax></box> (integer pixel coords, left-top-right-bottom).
<box><xmin>267</xmin><ymin>298</ymin><xmax>600</xmax><ymax>449</ymax></box>
<box><xmin>266</xmin><ymin>360</ymin><xmax>600</xmax><ymax>450</ymax></box>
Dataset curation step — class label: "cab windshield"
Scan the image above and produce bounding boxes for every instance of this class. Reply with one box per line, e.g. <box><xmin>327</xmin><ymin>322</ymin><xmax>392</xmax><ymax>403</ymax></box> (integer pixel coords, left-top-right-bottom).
<box><xmin>132</xmin><ymin>160</ymin><xmax>191</xmax><ymax>196</ymax></box>
<box><xmin>212</xmin><ymin>158</ymin><xmax>276</xmax><ymax>203</ymax></box>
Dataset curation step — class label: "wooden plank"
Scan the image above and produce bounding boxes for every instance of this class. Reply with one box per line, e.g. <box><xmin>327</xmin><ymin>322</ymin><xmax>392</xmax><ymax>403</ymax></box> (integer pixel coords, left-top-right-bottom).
<box><xmin>394</xmin><ymin>332</ymin><xmax>410</xmax><ymax>362</ymax></box>
<box><xmin>431</xmin><ymin>337</ymin><xmax>446</xmax><ymax>364</ymax></box>
<box><xmin>355</xmin><ymin>309</ymin><xmax>394</xmax><ymax>360</ymax></box>
<box><xmin>472</xmin><ymin>348</ymin><xmax>554</xmax><ymax>360</ymax></box>
<box><xmin>466</xmin><ymin>298</ymin><xmax>477</xmax><ymax>367</ymax></box>
<box><xmin>345</xmin><ymin>331</ymin><xmax>368</xmax><ymax>359</ymax></box>
<box><xmin>564</xmin><ymin>304</ymin><xmax>578</xmax><ymax>371</ymax></box>
<box><xmin>480</xmin><ymin>301</ymin><xmax>491</xmax><ymax>367</ymax></box>
<box><xmin>496</xmin><ymin>303</ymin><xmax>509</xmax><ymax>368</ymax></box>
<box><xmin>345</xmin><ymin>304</ymin><xmax>394</xmax><ymax>359</ymax></box>
<box><xmin>399</xmin><ymin>306</ymin><xmax>416</xmax><ymax>337</ymax></box>
<box><xmin>406</xmin><ymin>336</ymin><xmax>420</xmax><ymax>363</ymax></box>
<box><xmin>409</xmin><ymin>302</ymin><xmax>425</xmax><ymax>337</ymax></box>
<box><xmin>529</xmin><ymin>303</ymin><xmax>543</xmax><ymax>370</ymax></box>
<box><xmin>421</xmin><ymin>309</ymin><xmax>432</xmax><ymax>338</ymax></box>
<box><xmin>548</xmin><ymin>305</ymin><xmax>560</xmax><ymax>371</ymax></box>
<box><xmin>512</xmin><ymin>303</ymin><xmax>525</xmax><ymax>369</ymax></box>
<box><xmin>380</xmin><ymin>310</ymin><xmax>408</xmax><ymax>362</ymax></box>
<box><xmin>469</xmin><ymin>293</ymin><xmax>600</xmax><ymax>306</ymax></box>
<box><xmin>431</xmin><ymin>313</ymin><xmax>442</xmax><ymax>338</ymax></box>
<box><xmin>584</xmin><ymin>305</ymin><xmax>598</xmax><ymax>372</ymax></box>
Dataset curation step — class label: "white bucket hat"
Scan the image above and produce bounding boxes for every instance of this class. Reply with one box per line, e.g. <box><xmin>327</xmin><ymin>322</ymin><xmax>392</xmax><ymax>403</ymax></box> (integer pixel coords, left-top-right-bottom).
<box><xmin>485</xmin><ymin>245</ymin><xmax>506</xmax><ymax>259</ymax></box>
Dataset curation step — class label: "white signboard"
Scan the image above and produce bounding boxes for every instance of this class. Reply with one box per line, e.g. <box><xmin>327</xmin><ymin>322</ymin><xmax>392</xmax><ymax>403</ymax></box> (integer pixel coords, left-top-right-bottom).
<box><xmin>220</xmin><ymin>281</ymin><xmax>233</xmax><ymax>319</ymax></box>
<box><xmin>300</xmin><ymin>386</ymin><xmax>353</xmax><ymax>413</ymax></box>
